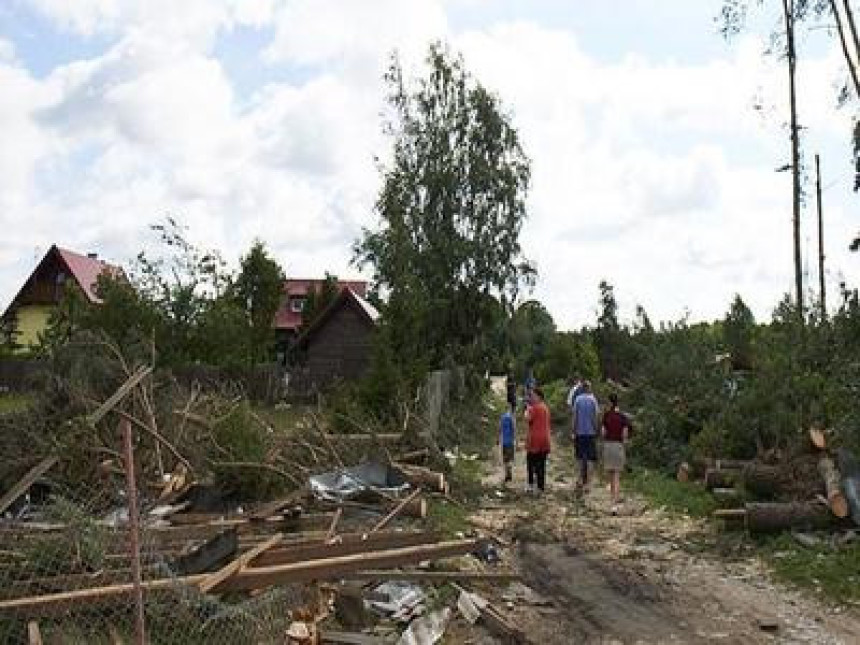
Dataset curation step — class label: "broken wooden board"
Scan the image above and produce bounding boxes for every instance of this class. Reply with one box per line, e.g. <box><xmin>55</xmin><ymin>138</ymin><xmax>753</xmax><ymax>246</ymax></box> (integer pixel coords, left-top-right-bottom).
<box><xmin>345</xmin><ymin>570</ymin><xmax>521</xmax><ymax>582</ymax></box>
<box><xmin>0</xmin><ymin>539</ymin><xmax>483</xmax><ymax>616</ymax></box>
<box><xmin>199</xmin><ymin>532</ymin><xmax>283</xmax><ymax>594</ymax></box>
<box><xmin>0</xmin><ymin>457</ymin><xmax>58</xmax><ymax>516</ymax></box>
<box><xmin>87</xmin><ymin>365</ymin><xmax>153</xmax><ymax>425</ymax></box>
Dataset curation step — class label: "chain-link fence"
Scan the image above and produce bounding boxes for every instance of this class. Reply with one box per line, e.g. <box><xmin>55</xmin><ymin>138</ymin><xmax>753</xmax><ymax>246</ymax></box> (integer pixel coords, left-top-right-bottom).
<box><xmin>0</xmin><ymin>423</ymin><xmax>327</xmax><ymax>644</ymax></box>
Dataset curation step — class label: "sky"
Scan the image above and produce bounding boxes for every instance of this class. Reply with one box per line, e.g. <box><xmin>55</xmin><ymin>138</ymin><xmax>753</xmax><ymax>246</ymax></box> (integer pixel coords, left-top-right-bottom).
<box><xmin>0</xmin><ymin>0</ymin><xmax>858</xmax><ymax>330</ymax></box>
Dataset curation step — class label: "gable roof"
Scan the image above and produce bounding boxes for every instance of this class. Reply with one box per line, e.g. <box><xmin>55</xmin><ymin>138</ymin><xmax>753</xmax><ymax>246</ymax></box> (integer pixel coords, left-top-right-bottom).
<box><xmin>2</xmin><ymin>245</ymin><xmax>121</xmax><ymax>318</ymax></box>
<box><xmin>294</xmin><ymin>287</ymin><xmax>379</xmax><ymax>348</ymax></box>
<box><xmin>275</xmin><ymin>278</ymin><xmax>368</xmax><ymax>331</ymax></box>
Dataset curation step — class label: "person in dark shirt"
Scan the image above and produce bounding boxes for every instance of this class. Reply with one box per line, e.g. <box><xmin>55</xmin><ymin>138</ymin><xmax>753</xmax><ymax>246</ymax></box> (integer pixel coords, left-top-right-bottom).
<box><xmin>505</xmin><ymin>373</ymin><xmax>517</xmax><ymax>413</ymax></box>
<box><xmin>498</xmin><ymin>408</ymin><xmax>516</xmax><ymax>484</ymax></box>
<box><xmin>601</xmin><ymin>392</ymin><xmax>632</xmax><ymax>513</ymax></box>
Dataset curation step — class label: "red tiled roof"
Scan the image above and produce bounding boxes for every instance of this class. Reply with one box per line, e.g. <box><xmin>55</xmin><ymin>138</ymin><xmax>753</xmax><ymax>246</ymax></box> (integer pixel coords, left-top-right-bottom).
<box><xmin>55</xmin><ymin>247</ymin><xmax>121</xmax><ymax>303</ymax></box>
<box><xmin>274</xmin><ymin>278</ymin><xmax>368</xmax><ymax>330</ymax></box>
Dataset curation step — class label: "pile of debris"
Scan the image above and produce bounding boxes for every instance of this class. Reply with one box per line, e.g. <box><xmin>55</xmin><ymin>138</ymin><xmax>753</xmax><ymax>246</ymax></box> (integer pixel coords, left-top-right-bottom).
<box><xmin>678</xmin><ymin>427</ymin><xmax>860</xmax><ymax>536</ymax></box>
<box><xmin>0</xmin><ymin>357</ymin><xmax>526</xmax><ymax>644</ymax></box>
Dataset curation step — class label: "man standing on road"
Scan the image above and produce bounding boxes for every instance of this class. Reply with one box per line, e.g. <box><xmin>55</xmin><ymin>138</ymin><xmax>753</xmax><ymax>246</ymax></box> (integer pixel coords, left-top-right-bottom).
<box><xmin>572</xmin><ymin>380</ymin><xmax>599</xmax><ymax>493</ymax></box>
<box><xmin>498</xmin><ymin>406</ymin><xmax>516</xmax><ymax>484</ymax></box>
<box><xmin>524</xmin><ymin>387</ymin><xmax>551</xmax><ymax>494</ymax></box>
<box><xmin>505</xmin><ymin>372</ymin><xmax>517</xmax><ymax>413</ymax></box>
<box><xmin>566</xmin><ymin>375</ymin><xmax>583</xmax><ymax>412</ymax></box>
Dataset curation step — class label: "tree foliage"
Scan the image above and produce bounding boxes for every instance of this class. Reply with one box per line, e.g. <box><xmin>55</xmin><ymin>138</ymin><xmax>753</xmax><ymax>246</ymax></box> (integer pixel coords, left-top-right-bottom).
<box><xmin>353</xmin><ymin>42</ymin><xmax>535</xmax><ymax>374</ymax></box>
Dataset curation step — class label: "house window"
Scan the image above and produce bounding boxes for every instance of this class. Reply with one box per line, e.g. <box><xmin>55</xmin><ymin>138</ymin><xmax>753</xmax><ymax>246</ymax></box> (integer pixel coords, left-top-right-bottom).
<box><xmin>290</xmin><ymin>297</ymin><xmax>306</xmax><ymax>313</ymax></box>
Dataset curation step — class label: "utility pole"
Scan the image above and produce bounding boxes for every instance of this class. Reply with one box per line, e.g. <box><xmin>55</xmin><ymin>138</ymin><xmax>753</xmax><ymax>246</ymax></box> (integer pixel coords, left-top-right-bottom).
<box><xmin>816</xmin><ymin>154</ymin><xmax>826</xmax><ymax>319</ymax></box>
<box><xmin>782</xmin><ymin>0</ymin><xmax>804</xmax><ymax>319</ymax></box>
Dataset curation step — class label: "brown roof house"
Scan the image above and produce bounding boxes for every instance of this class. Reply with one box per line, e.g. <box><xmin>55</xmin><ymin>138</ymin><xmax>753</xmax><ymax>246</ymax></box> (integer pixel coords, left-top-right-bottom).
<box><xmin>291</xmin><ymin>287</ymin><xmax>380</xmax><ymax>389</ymax></box>
<box><xmin>1</xmin><ymin>245</ymin><xmax>120</xmax><ymax>351</ymax></box>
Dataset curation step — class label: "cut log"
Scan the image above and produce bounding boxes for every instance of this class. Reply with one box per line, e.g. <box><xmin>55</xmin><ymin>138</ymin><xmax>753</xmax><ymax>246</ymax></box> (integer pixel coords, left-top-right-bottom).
<box><xmin>745</xmin><ymin>502</ymin><xmax>849</xmax><ymax>534</ymax></box>
<box><xmin>837</xmin><ymin>448</ymin><xmax>860</xmax><ymax>526</ymax></box>
<box><xmin>392</xmin><ymin>463</ymin><xmax>446</xmax><ymax>493</ymax></box>
<box><xmin>0</xmin><ymin>538</ymin><xmax>483</xmax><ymax>616</ymax></box>
<box><xmin>0</xmin><ymin>457</ymin><xmax>58</xmax><ymax>516</ymax></box>
<box><xmin>741</xmin><ymin>464</ymin><xmax>784</xmax><ymax>499</ymax></box>
<box><xmin>809</xmin><ymin>426</ymin><xmax>827</xmax><ymax>451</ymax></box>
<box><xmin>818</xmin><ymin>456</ymin><xmax>849</xmax><ymax>518</ymax></box>
<box><xmin>704</xmin><ymin>468</ymin><xmax>737</xmax><ymax>490</ymax></box>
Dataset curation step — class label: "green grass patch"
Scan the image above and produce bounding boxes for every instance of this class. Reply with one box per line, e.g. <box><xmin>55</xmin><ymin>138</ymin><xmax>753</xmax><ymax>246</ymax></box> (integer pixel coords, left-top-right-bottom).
<box><xmin>0</xmin><ymin>393</ymin><xmax>33</xmax><ymax>415</ymax></box>
<box><xmin>628</xmin><ymin>468</ymin><xmax>718</xmax><ymax>518</ymax></box>
<box><xmin>426</xmin><ymin>497</ymin><xmax>470</xmax><ymax>537</ymax></box>
<box><xmin>758</xmin><ymin>533</ymin><xmax>860</xmax><ymax>604</ymax></box>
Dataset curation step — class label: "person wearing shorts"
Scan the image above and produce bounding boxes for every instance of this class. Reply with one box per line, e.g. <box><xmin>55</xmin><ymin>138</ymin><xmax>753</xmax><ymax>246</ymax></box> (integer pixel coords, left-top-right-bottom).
<box><xmin>601</xmin><ymin>392</ymin><xmax>631</xmax><ymax>513</ymax></box>
<box><xmin>572</xmin><ymin>380</ymin><xmax>599</xmax><ymax>492</ymax></box>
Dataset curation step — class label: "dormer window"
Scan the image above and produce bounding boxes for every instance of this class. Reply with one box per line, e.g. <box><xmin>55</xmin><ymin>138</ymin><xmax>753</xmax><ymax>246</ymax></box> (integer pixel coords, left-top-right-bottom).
<box><xmin>290</xmin><ymin>296</ymin><xmax>306</xmax><ymax>313</ymax></box>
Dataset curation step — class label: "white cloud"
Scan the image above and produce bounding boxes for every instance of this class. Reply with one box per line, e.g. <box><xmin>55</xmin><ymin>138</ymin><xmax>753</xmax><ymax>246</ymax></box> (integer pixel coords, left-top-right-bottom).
<box><xmin>1</xmin><ymin>1</ymin><xmax>858</xmax><ymax>329</ymax></box>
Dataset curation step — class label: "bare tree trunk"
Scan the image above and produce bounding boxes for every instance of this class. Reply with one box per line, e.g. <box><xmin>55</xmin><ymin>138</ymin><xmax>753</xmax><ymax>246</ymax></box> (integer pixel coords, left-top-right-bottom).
<box><xmin>816</xmin><ymin>154</ymin><xmax>826</xmax><ymax>318</ymax></box>
<box><xmin>830</xmin><ymin>0</ymin><xmax>860</xmax><ymax>97</ymax></box>
<box><xmin>843</xmin><ymin>0</ymin><xmax>860</xmax><ymax>60</ymax></box>
<box><xmin>783</xmin><ymin>0</ymin><xmax>804</xmax><ymax>318</ymax></box>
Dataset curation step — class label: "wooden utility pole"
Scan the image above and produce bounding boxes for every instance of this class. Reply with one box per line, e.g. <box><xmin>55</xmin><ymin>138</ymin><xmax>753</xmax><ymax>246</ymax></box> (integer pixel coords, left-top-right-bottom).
<box><xmin>816</xmin><ymin>154</ymin><xmax>826</xmax><ymax>318</ymax></box>
<box><xmin>782</xmin><ymin>0</ymin><xmax>804</xmax><ymax>319</ymax></box>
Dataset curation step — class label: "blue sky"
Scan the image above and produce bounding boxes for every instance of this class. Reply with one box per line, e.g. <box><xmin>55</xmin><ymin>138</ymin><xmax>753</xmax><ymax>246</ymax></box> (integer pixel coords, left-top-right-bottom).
<box><xmin>0</xmin><ymin>0</ymin><xmax>857</xmax><ymax>328</ymax></box>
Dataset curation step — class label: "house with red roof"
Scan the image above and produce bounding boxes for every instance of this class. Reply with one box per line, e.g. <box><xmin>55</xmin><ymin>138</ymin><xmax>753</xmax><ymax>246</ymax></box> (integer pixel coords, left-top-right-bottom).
<box><xmin>1</xmin><ymin>245</ymin><xmax>121</xmax><ymax>351</ymax></box>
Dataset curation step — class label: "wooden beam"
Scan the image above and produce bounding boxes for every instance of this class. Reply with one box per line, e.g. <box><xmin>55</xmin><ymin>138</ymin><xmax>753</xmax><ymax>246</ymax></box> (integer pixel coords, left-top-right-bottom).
<box><xmin>344</xmin><ymin>570</ymin><xmax>521</xmax><ymax>582</ymax></box>
<box><xmin>371</xmin><ymin>488</ymin><xmax>423</xmax><ymax>533</ymax></box>
<box><xmin>88</xmin><ymin>365</ymin><xmax>152</xmax><ymax>425</ymax></box>
<box><xmin>0</xmin><ymin>457</ymin><xmax>58</xmax><ymax>515</ymax></box>
<box><xmin>252</xmin><ymin>531</ymin><xmax>441</xmax><ymax>568</ymax></box>
<box><xmin>27</xmin><ymin>621</ymin><xmax>42</xmax><ymax>645</ymax></box>
<box><xmin>321</xmin><ymin>631</ymin><xmax>387</xmax><ymax>645</ymax></box>
<box><xmin>0</xmin><ymin>539</ymin><xmax>482</xmax><ymax>616</ymax></box>
<box><xmin>199</xmin><ymin>532</ymin><xmax>283</xmax><ymax>594</ymax></box>
<box><xmin>324</xmin><ymin>508</ymin><xmax>342</xmax><ymax>544</ymax></box>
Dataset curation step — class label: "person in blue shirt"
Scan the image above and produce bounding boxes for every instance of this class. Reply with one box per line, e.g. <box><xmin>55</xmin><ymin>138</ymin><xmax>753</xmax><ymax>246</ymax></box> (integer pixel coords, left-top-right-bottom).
<box><xmin>572</xmin><ymin>380</ymin><xmax>599</xmax><ymax>493</ymax></box>
<box><xmin>498</xmin><ymin>408</ymin><xmax>516</xmax><ymax>484</ymax></box>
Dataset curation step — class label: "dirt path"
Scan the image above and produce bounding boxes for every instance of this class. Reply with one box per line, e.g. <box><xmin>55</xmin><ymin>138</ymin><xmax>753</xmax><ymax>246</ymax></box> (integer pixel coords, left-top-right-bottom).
<box><xmin>450</xmin><ymin>425</ymin><xmax>860</xmax><ymax>644</ymax></box>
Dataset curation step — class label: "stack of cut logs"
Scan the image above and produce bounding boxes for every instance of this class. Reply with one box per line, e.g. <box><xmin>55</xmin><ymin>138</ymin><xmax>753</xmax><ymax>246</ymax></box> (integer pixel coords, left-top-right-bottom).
<box><xmin>678</xmin><ymin>427</ymin><xmax>858</xmax><ymax>534</ymax></box>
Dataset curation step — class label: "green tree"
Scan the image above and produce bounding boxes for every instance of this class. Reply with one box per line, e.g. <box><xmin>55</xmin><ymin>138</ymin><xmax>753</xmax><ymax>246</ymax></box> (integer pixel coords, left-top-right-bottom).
<box><xmin>723</xmin><ymin>294</ymin><xmax>756</xmax><ymax>369</ymax></box>
<box><xmin>301</xmin><ymin>272</ymin><xmax>340</xmax><ymax>333</ymax></box>
<box><xmin>353</xmin><ymin>42</ymin><xmax>535</xmax><ymax>373</ymax></box>
<box><xmin>509</xmin><ymin>300</ymin><xmax>556</xmax><ymax>378</ymax></box>
<box><xmin>230</xmin><ymin>241</ymin><xmax>286</xmax><ymax>363</ymax></box>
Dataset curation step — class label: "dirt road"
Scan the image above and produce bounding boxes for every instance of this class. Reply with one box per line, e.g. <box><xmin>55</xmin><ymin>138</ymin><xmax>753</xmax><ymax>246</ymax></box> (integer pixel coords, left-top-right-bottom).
<box><xmin>452</xmin><ymin>425</ymin><xmax>860</xmax><ymax>644</ymax></box>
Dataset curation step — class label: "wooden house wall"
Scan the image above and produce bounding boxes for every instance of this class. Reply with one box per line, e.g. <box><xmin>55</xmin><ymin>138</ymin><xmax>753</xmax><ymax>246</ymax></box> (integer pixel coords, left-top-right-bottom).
<box><xmin>305</xmin><ymin>304</ymin><xmax>374</xmax><ymax>386</ymax></box>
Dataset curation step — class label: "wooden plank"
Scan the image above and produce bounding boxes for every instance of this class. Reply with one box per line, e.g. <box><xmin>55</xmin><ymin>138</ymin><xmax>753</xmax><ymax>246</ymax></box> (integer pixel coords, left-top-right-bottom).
<box><xmin>344</xmin><ymin>570</ymin><xmax>521</xmax><ymax>582</ymax></box>
<box><xmin>88</xmin><ymin>365</ymin><xmax>153</xmax><ymax>425</ymax></box>
<box><xmin>324</xmin><ymin>507</ymin><xmax>342</xmax><ymax>543</ymax></box>
<box><xmin>221</xmin><ymin>538</ymin><xmax>482</xmax><ymax>590</ymax></box>
<box><xmin>0</xmin><ymin>457</ymin><xmax>58</xmax><ymax>515</ymax></box>
<box><xmin>371</xmin><ymin>488</ymin><xmax>423</xmax><ymax>533</ymax></box>
<box><xmin>27</xmin><ymin>621</ymin><xmax>42</xmax><ymax>645</ymax></box>
<box><xmin>0</xmin><ymin>539</ymin><xmax>482</xmax><ymax>616</ymax></box>
<box><xmin>252</xmin><ymin>531</ymin><xmax>440</xmax><ymax>567</ymax></box>
<box><xmin>199</xmin><ymin>532</ymin><xmax>283</xmax><ymax>594</ymax></box>
<box><xmin>321</xmin><ymin>631</ymin><xmax>387</xmax><ymax>645</ymax></box>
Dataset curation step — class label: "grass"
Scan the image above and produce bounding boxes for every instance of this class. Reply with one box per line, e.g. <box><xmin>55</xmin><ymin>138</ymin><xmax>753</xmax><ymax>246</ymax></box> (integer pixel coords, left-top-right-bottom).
<box><xmin>426</xmin><ymin>497</ymin><xmax>471</xmax><ymax>537</ymax></box>
<box><xmin>0</xmin><ymin>393</ymin><xmax>33</xmax><ymax>415</ymax></box>
<box><xmin>758</xmin><ymin>533</ymin><xmax>860</xmax><ymax>604</ymax></box>
<box><xmin>627</xmin><ymin>467</ymin><xmax>718</xmax><ymax>518</ymax></box>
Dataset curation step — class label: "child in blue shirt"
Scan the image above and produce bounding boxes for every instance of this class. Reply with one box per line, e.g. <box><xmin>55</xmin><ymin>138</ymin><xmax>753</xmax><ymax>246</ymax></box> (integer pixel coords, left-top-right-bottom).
<box><xmin>499</xmin><ymin>408</ymin><xmax>516</xmax><ymax>483</ymax></box>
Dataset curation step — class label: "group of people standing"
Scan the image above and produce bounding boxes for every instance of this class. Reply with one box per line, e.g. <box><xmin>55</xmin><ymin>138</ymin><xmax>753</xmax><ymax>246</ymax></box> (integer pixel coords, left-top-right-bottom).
<box><xmin>500</xmin><ymin>373</ymin><xmax>632</xmax><ymax>513</ymax></box>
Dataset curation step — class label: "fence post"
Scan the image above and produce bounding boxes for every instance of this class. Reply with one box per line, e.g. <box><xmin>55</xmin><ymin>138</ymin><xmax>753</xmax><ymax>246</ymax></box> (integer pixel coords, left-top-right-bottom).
<box><xmin>121</xmin><ymin>417</ymin><xmax>147</xmax><ymax>645</ymax></box>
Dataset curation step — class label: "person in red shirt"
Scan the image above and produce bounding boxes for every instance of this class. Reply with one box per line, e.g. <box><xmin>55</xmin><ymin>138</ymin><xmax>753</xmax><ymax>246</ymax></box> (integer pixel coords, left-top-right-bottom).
<box><xmin>524</xmin><ymin>387</ymin><xmax>552</xmax><ymax>493</ymax></box>
<box><xmin>601</xmin><ymin>392</ymin><xmax>632</xmax><ymax>512</ymax></box>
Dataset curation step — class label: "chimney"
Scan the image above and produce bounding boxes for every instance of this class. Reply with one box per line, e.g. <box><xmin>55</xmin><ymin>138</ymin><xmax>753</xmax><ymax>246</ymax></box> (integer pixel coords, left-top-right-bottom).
<box><xmin>87</xmin><ymin>252</ymin><xmax>98</xmax><ymax>260</ymax></box>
